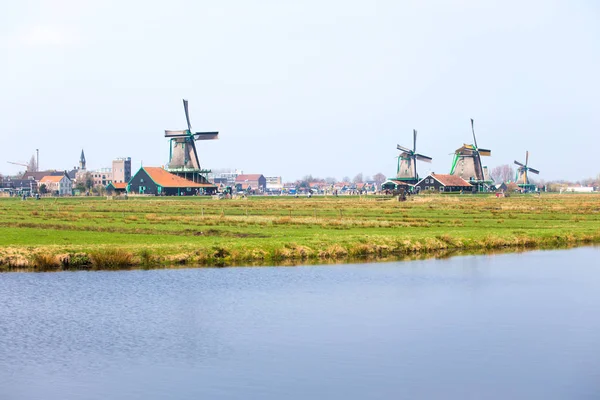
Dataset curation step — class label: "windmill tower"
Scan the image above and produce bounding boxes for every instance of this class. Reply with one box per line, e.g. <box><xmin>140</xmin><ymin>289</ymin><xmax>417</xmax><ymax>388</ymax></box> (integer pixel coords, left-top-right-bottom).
<box><xmin>450</xmin><ymin>119</ymin><xmax>492</xmax><ymax>190</ymax></box>
<box><xmin>395</xmin><ymin>129</ymin><xmax>432</xmax><ymax>184</ymax></box>
<box><xmin>165</xmin><ymin>99</ymin><xmax>218</xmax><ymax>183</ymax></box>
<box><xmin>514</xmin><ymin>151</ymin><xmax>540</xmax><ymax>192</ymax></box>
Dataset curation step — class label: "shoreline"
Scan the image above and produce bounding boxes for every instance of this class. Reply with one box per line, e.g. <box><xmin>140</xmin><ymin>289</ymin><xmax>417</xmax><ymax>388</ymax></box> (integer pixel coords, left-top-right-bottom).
<box><xmin>2</xmin><ymin>234</ymin><xmax>599</xmax><ymax>272</ymax></box>
<box><xmin>1</xmin><ymin>194</ymin><xmax>599</xmax><ymax>272</ymax></box>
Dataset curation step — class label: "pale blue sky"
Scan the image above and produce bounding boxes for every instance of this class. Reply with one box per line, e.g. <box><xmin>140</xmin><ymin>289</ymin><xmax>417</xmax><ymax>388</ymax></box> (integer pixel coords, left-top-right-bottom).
<box><xmin>1</xmin><ymin>0</ymin><xmax>599</xmax><ymax>181</ymax></box>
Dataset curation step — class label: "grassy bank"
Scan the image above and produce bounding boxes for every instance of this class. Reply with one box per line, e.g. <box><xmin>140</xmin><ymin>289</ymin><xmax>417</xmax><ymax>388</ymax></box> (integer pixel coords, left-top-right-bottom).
<box><xmin>0</xmin><ymin>193</ymin><xmax>599</xmax><ymax>271</ymax></box>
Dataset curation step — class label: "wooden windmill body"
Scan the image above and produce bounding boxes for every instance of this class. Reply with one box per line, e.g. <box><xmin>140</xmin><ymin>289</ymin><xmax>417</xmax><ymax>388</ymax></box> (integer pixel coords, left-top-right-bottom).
<box><xmin>393</xmin><ymin>129</ymin><xmax>432</xmax><ymax>185</ymax></box>
<box><xmin>450</xmin><ymin>119</ymin><xmax>493</xmax><ymax>191</ymax></box>
<box><xmin>164</xmin><ymin>99</ymin><xmax>218</xmax><ymax>184</ymax></box>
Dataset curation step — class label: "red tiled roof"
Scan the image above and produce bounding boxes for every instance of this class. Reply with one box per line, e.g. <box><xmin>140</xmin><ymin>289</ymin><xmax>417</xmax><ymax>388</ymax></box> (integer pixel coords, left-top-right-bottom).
<box><xmin>111</xmin><ymin>182</ymin><xmax>128</xmax><ymax>189</ymax></box>
<box><xmin>430</xmin><ymin>174</ymin><xmax>472</xmax><ymax>187</ymax></box>
<box><xmin>144</xmin><ymin>167</ymin><xmax>215</xmax><ymax>188</ymax></box>
<box><xmin>235</xmin><ymin>174</ymin><xmax>264</xmax><ymax>182</ymax></box>
<box><xmin>40</xmin><ymin>175</ymin><xmax>65</xmax><ymax>183</ymax></box>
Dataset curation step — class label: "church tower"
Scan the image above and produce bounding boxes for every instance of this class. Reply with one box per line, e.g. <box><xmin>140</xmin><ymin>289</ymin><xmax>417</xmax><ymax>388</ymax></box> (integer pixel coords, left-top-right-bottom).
<box><xmin>79</xmin><ymin>149</ymin><xmax>86</xmax><ymax>170</ymax></box>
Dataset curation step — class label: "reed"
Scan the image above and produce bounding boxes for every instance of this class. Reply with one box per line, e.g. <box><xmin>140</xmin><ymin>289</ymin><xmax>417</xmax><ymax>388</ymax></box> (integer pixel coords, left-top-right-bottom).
<box><xmin>30</xmin><ymin>253</ymin><xmax>61</xmax><ymax>271</ymax></box>
<box><xmin>90</xmin><ymin>249</ymin><xmax>134</xmax><ymax>269</ymax></box>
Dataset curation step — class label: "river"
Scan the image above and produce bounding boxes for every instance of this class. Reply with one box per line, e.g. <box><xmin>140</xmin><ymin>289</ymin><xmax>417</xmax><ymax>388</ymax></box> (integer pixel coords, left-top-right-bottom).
<box><xmin>1</xmin><ymin>247</ymin><xmax>599</xmax><ymax>399</ymax></box>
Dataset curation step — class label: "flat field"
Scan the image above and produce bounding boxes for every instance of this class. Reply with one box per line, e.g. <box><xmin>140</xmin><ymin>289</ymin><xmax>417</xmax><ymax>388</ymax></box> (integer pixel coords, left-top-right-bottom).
<box><xmin>0</xmin><ymin>193</ymin><xmax>599</xmax><ymax>270</ymax></box>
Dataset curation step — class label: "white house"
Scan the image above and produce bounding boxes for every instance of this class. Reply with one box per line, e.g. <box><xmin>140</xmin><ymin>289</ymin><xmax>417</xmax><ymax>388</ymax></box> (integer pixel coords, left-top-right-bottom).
<box><xmin>40</xmin><ymin>175</ymin><xmax>72</xmax><ymax>196</ymax></box>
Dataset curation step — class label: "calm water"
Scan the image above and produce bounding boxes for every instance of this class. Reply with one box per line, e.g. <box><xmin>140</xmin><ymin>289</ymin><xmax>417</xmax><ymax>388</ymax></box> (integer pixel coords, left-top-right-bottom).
<box><xmin>1</xmin><ymin>247</ymin><xmax>600</xmax><ymax>400</ymax></box>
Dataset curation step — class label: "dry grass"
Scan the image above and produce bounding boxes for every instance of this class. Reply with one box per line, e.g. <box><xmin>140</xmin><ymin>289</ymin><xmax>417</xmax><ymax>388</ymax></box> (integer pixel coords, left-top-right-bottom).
<box><xmin>90</xmin><ymin>249</ymin><xmax>134</xmax><ymax>269</ymax></box>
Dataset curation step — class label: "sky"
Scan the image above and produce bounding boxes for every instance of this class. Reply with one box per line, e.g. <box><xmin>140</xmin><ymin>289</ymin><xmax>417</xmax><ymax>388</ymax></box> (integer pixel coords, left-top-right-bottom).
<box><xmin>1</xmin><ymin>0</ymin><xmax>599</xmax><ymax>182</ymax></box>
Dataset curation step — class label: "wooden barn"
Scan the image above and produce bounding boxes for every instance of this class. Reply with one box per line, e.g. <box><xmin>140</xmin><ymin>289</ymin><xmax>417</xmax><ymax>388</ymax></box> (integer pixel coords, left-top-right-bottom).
<box><xmin>415</xmin><ymin>173</ymin><xmax>474</xmax><ymax>193</ymax></box>
<box><xmin>106</xmin><ymin>182</ymin><xmax>128</xmax><ymax>195</ymax></box>
<box><xmin>128</xmin><ymin>167</ymin><xmax>217</xmax><ymax>196</ymax></box>
<box><xmin>381</xmin><ymin>179</ymin><xmax>414</xmax><ymax>193</ymax></box>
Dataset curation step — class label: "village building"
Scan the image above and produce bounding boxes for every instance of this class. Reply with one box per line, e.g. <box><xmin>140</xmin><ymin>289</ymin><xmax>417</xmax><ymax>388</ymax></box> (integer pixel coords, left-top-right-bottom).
<box><xmin>105</xmin><ymin>182</ymin><xmax>128</xmax><ymax>195</ymax></box>
<box><xmin>128</xmin><ymin>166</ymin><xmax>217</xmax><ymax>196</ymax></box>
<box><xmin>235</xmin><ymin>174</ymin><xmax>266</xmax><ymax>192</ymax></box>
<box><xmin>112</xmin><ymin>157</ymin><xmax>132</xmax><ymax>183</ymax></box>
<box><xmin>381</xmin><ymin>180</ymin><xmax>413</xmax><ymax>193</ymax></box>
<box><xmin>0</xmin><ymin>177</ymin><xmax>38</xmax><ymax>196</ymax></box>
<box><xmin>265</xmin><ymin>176</ymin><xmax>283</xmax><ymax>191</ymax></box>
<box><xmin>21</xmin><ymin>170</ymin><xmax>64</xmax><ymax>181</ymax></box>
<box><xmin>90</xmin><ymin>168</ymin><xmax>113</xmax><ymax>187</ymax></box>
<box><xmin>40</xmin><ymin>174</ymin><xmax>72</xmax><ymax>196</ymax></box>
<box><xmin>415</xmin><ymin>173</ymin><xmax>473</xmax><ymax>193</ymax></box>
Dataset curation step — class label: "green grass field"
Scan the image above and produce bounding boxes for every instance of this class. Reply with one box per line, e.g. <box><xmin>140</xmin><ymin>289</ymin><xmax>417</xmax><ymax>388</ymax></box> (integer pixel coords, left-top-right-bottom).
<box><xmin>1</xmin><ymin>193</ymin><xmax>599</xmax><ymax>270</ymax></box>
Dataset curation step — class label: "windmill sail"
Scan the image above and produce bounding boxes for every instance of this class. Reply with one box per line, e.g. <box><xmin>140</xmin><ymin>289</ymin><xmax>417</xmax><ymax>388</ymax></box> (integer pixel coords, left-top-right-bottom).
<box><xmin>395</xmin><ymin>129</ymin><xmax>432</xmax><ymax>182</ymax></box>
<box><xmin>165</xmin><ymin>99</ymin><xmax>219</xmax><ymax>171</ymax></box>
<box><xmin>450</xmin><ymin>119</ymin><xmax>491</xmax><ymax>181</ymax></box>
<box><xmin>514</xmin><ymin>151</ymin><xmax>540</xmax><ymax>185</ymax></box>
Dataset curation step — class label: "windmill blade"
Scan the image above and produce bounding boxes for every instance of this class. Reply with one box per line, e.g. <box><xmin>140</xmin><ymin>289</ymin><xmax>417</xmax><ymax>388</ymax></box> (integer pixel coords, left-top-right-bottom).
<box><xmin>526</xmin><ymin>151</ymin><xmax>529</xmax><ymax>166</ymax></box>
<box><xmin>415</xmin><ymin>154</ymin><xmax>432</xmax><ymax>163</ymax></box>
<box><xmin>478</xmin><ymin>148</ymin><xmax>491</xmax><ymax>156</ymax></box>
<box><xmin>397</xmin><ymin>144</ymin><xmax>412</xmax><ymax>153</ymax></box>
<box><xmin>165</xmin><ymin>130</ymin><xmax>189</xmax><ymax>137</ymax></box>
<box><xmin>183</xmin><ymin>99</ymin><xmax>192</xmax><ymax>132</ymax></box>
<box><xmin>193</xmin><ymin>131</ymin><xmax>219</xmax><ymax>140</ymax></box>
<box><xmin>528</xmin><ymin>167</ymin><xmax>540</xmax><ymax>174</ymax></box>
<box><xmin>471</xmin><ymin>118</ymin><xmax>478</xmax><ymax>149</ymax></box>
<box><xmin>413</xmin><ymin>129</ymin><xmax>417</xmax><ymax>153</ymax></box>
<box><xmin>514</xmin><ymin>160</ymin><xmax>525</xmax><ymax>167</ymax></box>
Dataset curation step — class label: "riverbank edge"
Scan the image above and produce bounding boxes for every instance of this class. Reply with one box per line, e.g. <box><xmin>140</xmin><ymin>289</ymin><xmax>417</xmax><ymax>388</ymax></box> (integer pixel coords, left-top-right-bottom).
<box><xmin>2</xmin><ymin>231</ymin><xmax>599</xmax><ymax>272</ymax></box>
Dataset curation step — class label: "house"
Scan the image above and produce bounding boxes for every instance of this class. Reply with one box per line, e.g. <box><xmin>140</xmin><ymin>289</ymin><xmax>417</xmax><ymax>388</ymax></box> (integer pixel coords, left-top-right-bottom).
<box><xmin>415</xmin><ymin>173</ymin><xmax>473</xmax><ymax>193</ymax></box>
<box><xmin>21</xmin><ymin>170</ymin><xmax>65</xmax><ymax>181</ymax></box>
<box><xmin>235</xmin><ymin>174</ymin><xmax>266</xmax><ymax>192</ymax></box>
<box><xmin>40</xmin><ymin>175</ymin><xmax>72</xmax><ymax>196</ymax></box>
<box><xmin>0</xmin><ymin>178</ymin><xmax>38</xmax><ymax>196</ymax></box>
<box><xmin>106</xmin><ymin>182</ymin><xmax>128</xmax><ymax>195</ymax></box>
<box><xmin>127</xmin><ymin>167</ymin><xmax>217</xmax><ymax>196</ymax></box>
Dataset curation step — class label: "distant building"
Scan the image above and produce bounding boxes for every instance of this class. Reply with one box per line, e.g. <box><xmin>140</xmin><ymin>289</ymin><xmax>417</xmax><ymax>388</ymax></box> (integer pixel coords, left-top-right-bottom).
<box><xmin>40</xmin><ymin>175</ymin><xmax>72</xmax><ymax>196</ymax></box>
<box><xmin>208</xmin><ymin>170</ymin><xmax>240</xmax><ymax>186</ymax></box>
<box><xmin>128</xmin><ymin>166</ymin><xmax>217</xmax><ymax>195</ymax></box>
<box><xmin>415</xmin><ymin>173</ymin><xmax>473</xmax><ymax>193</ymax></box>
<box><xmin>112</xmin><ymin>157</ymin><xmax>131</xmax><ymax>183</ymax></box>
<box><xmin>90</xmin><ymin>168</ymin><xmax>113</xmax><ymax>186</ymax></box>
<box><xmin>564</xmin><ymin>186</ymin><xmax>595</xmax><ymax>193</ymax></box>
<box><xmin>21</xmin><ymin>170</ymin><xmax>64</xmax><ymax>181</ymax></box>
<box><xmin>265</xmin><ymin>176</ymin><xmax>283</xmax><ymax>190</ymax></box>
<box><xmin>0</xmin><ymin>177</ymin><xmax>38</xmax><ymax>195</ymax></box>
<box><xmin>235</xmin><ymin>174</ymin><xmax>266</xmax><ymax>192</ymax></box>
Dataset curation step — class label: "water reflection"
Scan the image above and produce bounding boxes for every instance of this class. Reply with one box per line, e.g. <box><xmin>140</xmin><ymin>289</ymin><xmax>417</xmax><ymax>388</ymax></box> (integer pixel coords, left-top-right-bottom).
<box><xmin>1</xmin><ymin>247</ymin><xmax>599</xmax><ymax>399</ymax></box>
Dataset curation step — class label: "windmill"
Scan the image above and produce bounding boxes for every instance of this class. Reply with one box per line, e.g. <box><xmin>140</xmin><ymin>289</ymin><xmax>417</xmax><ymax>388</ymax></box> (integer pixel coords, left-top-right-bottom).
<box><xmin>395</xmin><ymin>129</ymin><xmax>432</xmax><ymax>183</ymax></box>
<box><xmin>514</xmin><ymin>151</ymin><xmax>539</xmax><ymax>190</ymax></box>
<box><xmin>164</xmin><ymin>99</ymin><xmax>218</xmax><ymax>183</ymax></box>
<box><xmin>450</xmin><ymin>119</ymin><xmax>492</xmax><ymax>183</ymax></box>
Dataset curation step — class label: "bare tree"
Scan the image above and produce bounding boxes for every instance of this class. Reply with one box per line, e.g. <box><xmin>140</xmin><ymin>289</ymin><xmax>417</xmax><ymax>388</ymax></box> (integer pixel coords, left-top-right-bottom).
<box><xmin>490</xmin><ymin>164</ymin><xmax>515</xmax><ymax>183</ymax></box>
<box><xmin>28</xmin><ymin>154</ymin><xmax>37</xmax><ymax>172</ymax></box>
<box><xmin>373</xmin><ymin>173</ymin><xmax>386</xmax><ymax>185</ymax></box>
<box><xmin>342</xmin><ymin>176</ymin><xmax>350</xmax><ymax>183</ymax></box>
<box><xmin>84</xmin><ymin>172</ymin><xmax>94</xmax><ymax>190</ymax></box>
<box><xmin>324</xmin><ymin>177</ymin><xmax>337</xmax><ymax>184</ymax></box>
<box><xmin>352</xmin><ymin>173</ymin><xmax>363</xmax><ymax>184</ymax></box>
